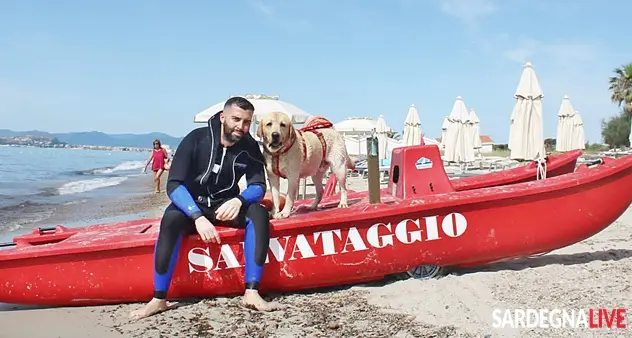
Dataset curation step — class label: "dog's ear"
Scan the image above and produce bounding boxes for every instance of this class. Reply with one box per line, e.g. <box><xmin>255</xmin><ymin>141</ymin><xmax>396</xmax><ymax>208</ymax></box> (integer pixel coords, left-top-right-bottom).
<box><xmin>256</xmin><ymin>122</ymin><xmax>263</xmax><ymax>139</ymax></box>
<box><xmin>288</xmin><ymin>122</ymin><xmax>295</xmax><ymax>137</ymax></box>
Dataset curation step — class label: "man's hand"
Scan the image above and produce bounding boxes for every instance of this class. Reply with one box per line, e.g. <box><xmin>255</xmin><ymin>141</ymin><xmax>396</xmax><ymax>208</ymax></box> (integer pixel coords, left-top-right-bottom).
<box><xmin>215</xmin><ymin>198</ymin><xmax>242</xmax><ymax>221</ymax></box>
<box><xmin>194</xmin><ymin>216</ymin><xmax>221</xmax><ymax>244</ymax></box>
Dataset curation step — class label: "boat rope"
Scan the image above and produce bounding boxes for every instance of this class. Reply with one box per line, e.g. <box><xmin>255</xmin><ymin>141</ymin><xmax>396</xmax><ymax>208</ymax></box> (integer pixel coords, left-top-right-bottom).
<box><xmin>536</xmin><ymin>156</ymin><xmax>547</xmax><ymax>180</ymax></box>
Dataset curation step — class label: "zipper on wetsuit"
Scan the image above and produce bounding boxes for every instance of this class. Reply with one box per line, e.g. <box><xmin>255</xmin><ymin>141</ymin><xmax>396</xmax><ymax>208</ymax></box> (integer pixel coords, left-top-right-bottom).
<box><xmin>215</xmin><ymin>146</ymin><xmax>227</xmax><ymax>185</ymax></box>
<box><xmin>208</xmin><ymin>146</ymin><xmax>227</xmax><ymax>206</ymax></box>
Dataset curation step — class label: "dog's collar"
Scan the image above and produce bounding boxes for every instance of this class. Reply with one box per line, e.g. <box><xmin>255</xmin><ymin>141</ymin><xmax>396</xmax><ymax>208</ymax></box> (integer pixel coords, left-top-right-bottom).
<box><xmin>264</xmin><ymin>130</ymin><xmax>298</xmax><ymax>158</ymax></box>
<box><xmin>264</xmin><ymin>130</ymin><xmax>309</xmax><ymax>179</ymax></box>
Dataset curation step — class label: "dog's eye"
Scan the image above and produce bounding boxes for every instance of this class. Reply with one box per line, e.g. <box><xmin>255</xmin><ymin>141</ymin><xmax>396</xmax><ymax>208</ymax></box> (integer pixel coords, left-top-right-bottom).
<box><xmin>266</xmin><ymin>122</ymin><xmax>272</xmax><ymax>127</ymax></box>
<box><xmin>280</xmin><ymin>123</ymin><xmax>286</xmax><ymax>128</ymax></box>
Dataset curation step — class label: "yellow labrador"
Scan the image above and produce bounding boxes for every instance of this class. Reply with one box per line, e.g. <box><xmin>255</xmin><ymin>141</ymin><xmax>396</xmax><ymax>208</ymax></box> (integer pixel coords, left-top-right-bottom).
<box><xmin>257</xmin><ymin>112</ymin><xmax>354</xmax><ymax>219</ymax></box>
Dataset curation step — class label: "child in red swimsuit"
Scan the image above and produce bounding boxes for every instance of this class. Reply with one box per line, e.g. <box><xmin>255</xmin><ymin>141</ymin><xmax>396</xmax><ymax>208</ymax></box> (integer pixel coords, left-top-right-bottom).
<box><xmin>143</xmin><ymin>139</ymin><xmax>171</xmax><ymax>193</ymax></box>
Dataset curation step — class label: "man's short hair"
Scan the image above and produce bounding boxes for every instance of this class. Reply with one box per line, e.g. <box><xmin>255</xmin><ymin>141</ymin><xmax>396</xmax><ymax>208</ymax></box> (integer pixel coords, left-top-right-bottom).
<box><xmin>224</xmin><ymin>96</ymin><xmax>255</xmax><ymax>113</ymax></box>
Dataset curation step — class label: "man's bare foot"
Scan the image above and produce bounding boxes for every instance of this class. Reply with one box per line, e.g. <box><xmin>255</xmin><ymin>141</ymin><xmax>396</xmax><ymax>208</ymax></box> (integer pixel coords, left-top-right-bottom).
<box><xmin>129</xmin><ymin>298</ymin><xmax>169</xmax><ymax>320</ymax></box>
<box><xmin>241</xmin><ymin>290</ymin><xmax>281</xmax><ymax>311</ymax></box>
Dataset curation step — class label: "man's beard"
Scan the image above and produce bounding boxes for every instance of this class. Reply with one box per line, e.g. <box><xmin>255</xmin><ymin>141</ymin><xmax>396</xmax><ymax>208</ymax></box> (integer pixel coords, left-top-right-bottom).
<box><xmin>222</xmin><ymin>122</ymin><xmax>243</xmax><ymax>143</ymax></box>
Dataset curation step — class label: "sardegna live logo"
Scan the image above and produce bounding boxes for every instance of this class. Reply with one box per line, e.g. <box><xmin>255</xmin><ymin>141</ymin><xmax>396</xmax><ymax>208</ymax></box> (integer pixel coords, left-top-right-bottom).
<box><xmin>492</xmin><ymin>308</ymin><xmax>627</xmax><ymax>329</ymax></box>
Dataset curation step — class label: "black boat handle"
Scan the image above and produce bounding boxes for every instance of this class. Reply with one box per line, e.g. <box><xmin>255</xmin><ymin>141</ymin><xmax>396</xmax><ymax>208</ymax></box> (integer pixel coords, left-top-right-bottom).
<box><xmin>0</xmin><ymin>242</ymin><xmax>16</xmax><ymax>248</ymax></box>
<box><xmin>585</xmin><ymin>159</ymin><xmax>604</xmax><ymax>166</ymax></box>
<box><xmin>39</xmin><ymin>226</ymin><xmax>57</xmax><ymax>233</ymax></box>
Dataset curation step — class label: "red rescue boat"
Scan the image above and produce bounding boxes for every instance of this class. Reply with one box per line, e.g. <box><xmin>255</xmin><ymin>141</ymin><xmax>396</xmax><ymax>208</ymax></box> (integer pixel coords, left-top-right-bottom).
<box><xmin>0</xmin><ymin>145</ymin><xmax>630</xmax><ymax>307</ymax></box>
<box><xmin>451</xmin><ymin>149</ymin><xmax>582</xmax><ymax>191</ymax></box>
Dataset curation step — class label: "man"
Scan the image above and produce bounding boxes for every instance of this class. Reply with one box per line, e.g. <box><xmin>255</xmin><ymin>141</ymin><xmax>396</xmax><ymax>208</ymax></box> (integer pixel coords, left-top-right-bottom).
<box><xmin>130</xmin><ymin>96</ymin><xmax>278</xmax><ymax>320</ymax></box>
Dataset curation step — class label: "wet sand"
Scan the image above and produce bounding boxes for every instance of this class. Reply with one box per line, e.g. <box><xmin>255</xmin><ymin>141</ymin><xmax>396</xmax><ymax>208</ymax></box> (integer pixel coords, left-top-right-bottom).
<box><xmin>1</xmin><ymin>175</ymin><xmax>631</xmax><ymax>337</ymax></box>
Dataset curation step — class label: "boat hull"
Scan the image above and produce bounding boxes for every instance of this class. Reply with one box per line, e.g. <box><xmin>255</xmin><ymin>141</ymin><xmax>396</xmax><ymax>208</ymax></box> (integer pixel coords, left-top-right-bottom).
<box><xmin>0</xmin><ymin>146</ymin><xmax>630</xmax><ymax>306</ymax></box>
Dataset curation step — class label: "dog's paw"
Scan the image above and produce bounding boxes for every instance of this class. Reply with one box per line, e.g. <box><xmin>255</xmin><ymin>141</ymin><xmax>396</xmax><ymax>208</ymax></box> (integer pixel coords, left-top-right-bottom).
<box><xmin>273</xmin><ymin>211</ymin><xmax>291</xmax><ymax>219</ymax></box>
<box><xmin>337</xmin><ymin>202</ymin><xmax>349</xmax><ymax>208</ymax></box>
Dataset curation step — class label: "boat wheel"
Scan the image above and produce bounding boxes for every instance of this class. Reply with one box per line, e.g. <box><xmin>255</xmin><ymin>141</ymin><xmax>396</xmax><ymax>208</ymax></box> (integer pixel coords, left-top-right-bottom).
<box><xmin>406</xmin><ymin>265</ymin><xmax>446</xmax><ymax>280</ymax></box>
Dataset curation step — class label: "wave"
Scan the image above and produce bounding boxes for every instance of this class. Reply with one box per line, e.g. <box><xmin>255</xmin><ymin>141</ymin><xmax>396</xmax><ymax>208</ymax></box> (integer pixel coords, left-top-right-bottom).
<box><xmin>58</xmin><ymin>176</ymin><xmax>129</xmax><ymax>195</ymax></box>
<box><xmin>72</xmin><ymin>160</ymin><xmax>145</xmax><ymax>176</ymax></box>
<box><xmin>36</xmin><ymin>187</ymin><xmax>60</xmax><ymax>197</ymax></box>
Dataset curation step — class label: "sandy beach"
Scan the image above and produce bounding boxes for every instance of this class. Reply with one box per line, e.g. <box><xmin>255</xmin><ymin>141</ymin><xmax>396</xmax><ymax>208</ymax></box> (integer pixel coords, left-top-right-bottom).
<box><xmin>1</xmin><ymin>175</ymin><xmax>631</xmax><ymax>338</ymax></box>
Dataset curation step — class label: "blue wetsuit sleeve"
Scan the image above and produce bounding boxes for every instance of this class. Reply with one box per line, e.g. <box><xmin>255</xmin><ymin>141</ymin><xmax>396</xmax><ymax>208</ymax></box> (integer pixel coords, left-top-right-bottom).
<box><xmin>239</xmin><ymin>184</ymin><xmax>264</xmax><ymax>205</ymax></box>
<box><xmin>166</xmin><ymin>130</ymin><xmax>204</xmax><ymax>220</ymax></box>
<box><xmin>169</xmin><ymin>185</ymin><xmax>203</xmax><ymax>219</ymax></box>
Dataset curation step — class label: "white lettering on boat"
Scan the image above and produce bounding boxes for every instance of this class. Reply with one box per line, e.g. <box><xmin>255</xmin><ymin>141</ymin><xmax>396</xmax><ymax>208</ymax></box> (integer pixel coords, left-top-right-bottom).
<box><xmin>187</xmin><ymin>212</ymin><xmax>468</xmax><ymax>273</ymax></box>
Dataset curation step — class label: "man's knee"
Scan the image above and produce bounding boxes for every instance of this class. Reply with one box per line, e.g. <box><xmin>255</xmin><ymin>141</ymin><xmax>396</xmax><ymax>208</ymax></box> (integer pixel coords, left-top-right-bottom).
<box><xmin>246</xmin><ymin>203</ymin><xmax>269</xmax><ymax>225</ymax></box>
<box><xmin>160</xmin><ymin>204</ymin><xmax>192</xmax><ymax>231</ymax></box>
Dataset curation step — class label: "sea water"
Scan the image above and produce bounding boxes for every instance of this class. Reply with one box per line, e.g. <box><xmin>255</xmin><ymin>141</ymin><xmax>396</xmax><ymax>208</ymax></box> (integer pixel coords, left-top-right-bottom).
<box><xmin>0</xmin><ymin>145</ymin><xmax>149</xmax><ymax>234</ymax></box>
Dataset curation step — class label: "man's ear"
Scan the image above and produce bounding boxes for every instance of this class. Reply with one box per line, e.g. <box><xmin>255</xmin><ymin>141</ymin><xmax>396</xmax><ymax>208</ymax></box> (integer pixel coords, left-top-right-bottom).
<box><xmin>256</xmin><ymin>122</ymin><xmax>263</xmax><ymax>139</ymax></box>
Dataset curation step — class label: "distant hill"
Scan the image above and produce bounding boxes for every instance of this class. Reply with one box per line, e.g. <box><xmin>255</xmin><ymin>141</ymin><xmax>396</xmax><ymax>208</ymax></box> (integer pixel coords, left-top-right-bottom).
<box><xmin>0</xmin><ymin>129</ymin><xmax>183</xmax><ymax>148</ymax></box>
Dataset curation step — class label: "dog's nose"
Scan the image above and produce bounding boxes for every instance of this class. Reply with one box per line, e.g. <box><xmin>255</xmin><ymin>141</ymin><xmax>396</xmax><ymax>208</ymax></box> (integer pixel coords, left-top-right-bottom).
<box><xmin>271</xmin><ymin>132</ymin><xmax>280</xmax><ymax>139</ymax></box>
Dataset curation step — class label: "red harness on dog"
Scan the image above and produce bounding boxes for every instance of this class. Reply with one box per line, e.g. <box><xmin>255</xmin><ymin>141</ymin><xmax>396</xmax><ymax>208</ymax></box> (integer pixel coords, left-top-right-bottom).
<box><xmin>265</xmin><ymin>117</ymin><xmax>333</xmax><ymax>179</ymax></box>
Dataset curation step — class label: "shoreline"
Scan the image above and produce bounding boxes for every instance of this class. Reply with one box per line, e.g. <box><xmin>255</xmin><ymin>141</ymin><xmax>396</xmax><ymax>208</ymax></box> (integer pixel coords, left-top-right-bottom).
<box><xmin>0</xmin><ymin>174</ymin><xmax>169</xmax><ymax>242</ymax></box>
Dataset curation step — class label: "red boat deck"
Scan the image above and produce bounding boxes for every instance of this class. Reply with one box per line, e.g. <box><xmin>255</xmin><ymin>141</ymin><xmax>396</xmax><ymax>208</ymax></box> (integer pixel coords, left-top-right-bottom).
<box><xmin>451</xmin><ymin>149</ymin><xmax>582</xmax><ymax>191</ymax></box>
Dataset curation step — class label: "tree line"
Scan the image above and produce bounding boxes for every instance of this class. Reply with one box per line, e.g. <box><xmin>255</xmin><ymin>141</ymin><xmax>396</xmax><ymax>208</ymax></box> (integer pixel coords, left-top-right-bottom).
<box><xmin>602</xmin><ymin>63</ymin><xmax>632</xmax><ymax>147</ymax></box>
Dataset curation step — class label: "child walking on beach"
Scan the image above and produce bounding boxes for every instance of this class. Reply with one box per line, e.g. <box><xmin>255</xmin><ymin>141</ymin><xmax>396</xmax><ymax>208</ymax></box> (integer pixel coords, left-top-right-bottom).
<box><xmin>142</xmin><ymin>139</ymin><xmax>170</xmax><ymax>193</ymax></box>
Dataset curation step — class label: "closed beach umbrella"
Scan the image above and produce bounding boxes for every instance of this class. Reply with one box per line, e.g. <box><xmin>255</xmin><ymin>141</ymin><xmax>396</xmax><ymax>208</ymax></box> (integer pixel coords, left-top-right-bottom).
<box><xmin>555</xmin><ymin>95</ymin><xmax>576</xmax><ymax>152</ymax></box>
<box><xmin>444</xmin><ymin>96</ymin><xmax>474</xmax><ymax>163</ymax></box>
<box><xmin>375</xmin><ymin>115</ymin><xmax>389</xmax><ymax>160</ymax></box>
<box><xmin>402</xmin><ymin>104</ymin><xmax>421</xmax><ymax>146</ymax></box>
<box><xmin>508</xmin><ymin>62</ymin><xmax>545</xmax><ymax>161</ymax></box>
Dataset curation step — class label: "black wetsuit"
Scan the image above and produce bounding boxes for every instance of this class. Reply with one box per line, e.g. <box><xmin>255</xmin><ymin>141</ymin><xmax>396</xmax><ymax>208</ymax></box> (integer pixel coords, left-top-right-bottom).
<box><xmin>153</xmin><ymin>112</ymin><xmax>269</xmax><ymax>300</ymax></box>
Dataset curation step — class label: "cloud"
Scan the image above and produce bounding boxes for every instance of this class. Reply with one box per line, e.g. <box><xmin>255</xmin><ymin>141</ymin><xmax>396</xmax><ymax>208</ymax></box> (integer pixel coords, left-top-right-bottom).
<box><xmin>252</xmin><ymin>0</ymin><xmax>274</xmax><ymax>17</ymax></box>
<box><xmin>499</xmin><ymin>36</ymin><xmax>606</xmax><ymax>68</ymax></box>
<box><xmin>438</xmin><ymin>0</ymin><xmax>498</xmax><ymax>28</ymax></box>
<box><xmin>436</xmin><ymin>0</ymin><xmax>610</xmax><ymax>67</ymax></box>
<box><xmin>249</xmin><ymin>0</ymin><xmax>310</xmax><ymax>31</ymax></box>
<box><xmin>434</xmin><ymin>0</ymin><xmax>632</xmax><ymax>143</ymax></box>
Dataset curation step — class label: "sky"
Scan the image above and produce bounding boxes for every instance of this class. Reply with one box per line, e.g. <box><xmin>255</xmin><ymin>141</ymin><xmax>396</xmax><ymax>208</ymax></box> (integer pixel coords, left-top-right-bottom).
<box><xmin>1</xmin><ymin>0</ymin><xmax>631</xmax><ymax>144</ymax></box>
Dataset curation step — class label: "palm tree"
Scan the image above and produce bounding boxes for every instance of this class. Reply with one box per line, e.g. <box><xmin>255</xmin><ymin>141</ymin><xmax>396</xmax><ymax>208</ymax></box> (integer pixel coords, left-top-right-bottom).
<box><xmin>608</xmin><ymin>63</ymin><xmax>632</xmax><ymax>114</ymax></box>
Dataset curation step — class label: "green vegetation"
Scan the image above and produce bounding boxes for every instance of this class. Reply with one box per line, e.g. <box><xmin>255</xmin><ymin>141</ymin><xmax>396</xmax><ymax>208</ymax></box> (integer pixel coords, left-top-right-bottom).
<box><xmin>0</xmin><ymin>135</ymin><xmax>67</xmax><ymax>147</ymax></box>
<box><xmin>482</xmin><ymin>148</ymin><xmax>510</xmax><ymax>157</ymax></box>
<box><xmin>608</xmin><ymin>63</ymin><xmax>632</xmax><ymax>115</ymax></box>
<box><xmin>601</xmin><ymin>63</ymin><xmax>632</xmax><ymax>148</ymax></box>
<box><xmin>601</xmin><ymin>112</ymin><xmax>630</xmax><ymax>148</ymax></box>
<box><xmin>584</xmin><ymin>142</ymin><xmax>608</xmax><ymax>154</ymax></box>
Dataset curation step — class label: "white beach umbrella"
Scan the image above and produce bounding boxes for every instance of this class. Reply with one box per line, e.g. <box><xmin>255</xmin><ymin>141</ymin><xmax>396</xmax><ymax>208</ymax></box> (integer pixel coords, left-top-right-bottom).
<box><xmin>375</xmin><ymin>115</ymin><xmax>390</xmax><ymax>160</ymax></box>
<box><xmin>402</xmin><ymin>104</ymin><xmax>421</xmax><ymax>146</ymax></box>
<box><xmin>555</xmin><ymin>95</ymin><xmax>576</xmax><ymax>152</ymax></box>
<box><xmin>444</xmin><ymin>96</ymin><xmax>475</xmax><ymax>163</ymax></box>
<box><xmin>508</xmin><ymin>62</ymin><xmax>545</xmax><ymax>161</ymax></box>
<box><xmin>569</xmin><ymin>112</ymin><xmax>586</xmax><ymax>150</ymax></box>
<box><xmin>469</xmin><ymin>109</ymin><xmax>482</xmax><ymax>150</ymax></box>
<box><xmin>194</xmin><ymin>94</ymin><xmax>312</xmax><ymax>125</ymax></box>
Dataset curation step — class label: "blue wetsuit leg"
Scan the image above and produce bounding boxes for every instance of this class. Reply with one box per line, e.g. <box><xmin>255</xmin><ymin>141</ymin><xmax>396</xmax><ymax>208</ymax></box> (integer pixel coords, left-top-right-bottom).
<box><xmin>152</xmin><ymin>203</ymin><xmax>191</xmax><ymax>299</ymax></box>
<box><xmin>242</xmin><ymin>203</ymin><xmax>271</xmax><ymax>290</ymax></box>
<box><xmin>244</xmin><ymin>217</ymin><xmax>264</xmax><ymax>288</ymax></box>
<box><xmin>153</xmin><ymin>233</ymin><xmax>183</xmax><ymax>298</ymax></box>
